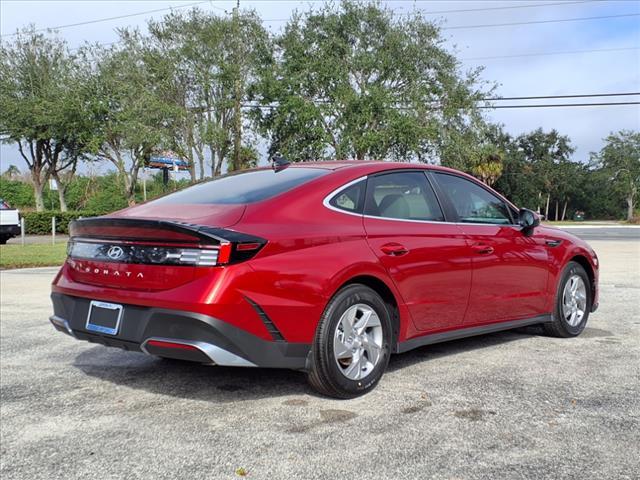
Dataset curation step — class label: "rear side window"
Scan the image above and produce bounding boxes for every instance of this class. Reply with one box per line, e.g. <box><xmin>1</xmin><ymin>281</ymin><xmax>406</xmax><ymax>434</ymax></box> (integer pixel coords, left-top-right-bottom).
<box><xmin>328</xmin><ymin>180</ymin><xmax>366</xmax><ymax>213</ymax></box>
<box><xmin>433</xmin><ymin>173</ymin><xmax>512</xmax><ymax>225</ymax></box>
<box><xmin>151</xmin><ymin>168</ymin><xmax>328</xmax><ymax>205</ymax></box>
<box><xmin>365</xmin><ymin>172</ymin><xmax>444</xmax><ymax>221</ymax></box>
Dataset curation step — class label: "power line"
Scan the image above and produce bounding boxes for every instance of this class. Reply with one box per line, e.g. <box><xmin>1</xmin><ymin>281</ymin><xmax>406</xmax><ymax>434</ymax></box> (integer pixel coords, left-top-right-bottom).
<box><xmin>240</xmin><ymin>100</ymin><xmax>640</xmax><ymax>110</ymax></box>
<box><xmin>261</xmin><ymin>0</ymin><xmax>597</xmax><ymax>21</ymax></box>
<box><xmin>401</xmin><ymin>0</ymin><xmax>596</xmax><ymax>15</ymax></box>
<box><xmin>442</xmin><ymin>12</ymin><xmax>640</xmax><ymax>30</ymax></box>
<box><xmin>462</xmin><ymin>46</ymin><xmax>640</xmax><ymax>61</ymax></box>
<box><xmin>0</xmin><ymin>1</ymin><xmax>217</xmax><ymax>37</ymax></box>
<box><xmin>480</xmin><ymin>101</ymin><xmax>640</xmax><ymax>108</ymax></box>
<box><xmin>486</xmin><ymin>92</ymin><xmax>640</xmax><ymax>101</ymax></box>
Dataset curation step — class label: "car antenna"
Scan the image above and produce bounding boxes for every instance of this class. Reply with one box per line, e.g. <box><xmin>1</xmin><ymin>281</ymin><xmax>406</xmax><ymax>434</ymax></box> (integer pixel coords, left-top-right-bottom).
<box><xmin>271</xmin><ymin>152</ymin><xmax>290</xmax><ymax>172</ymax></box>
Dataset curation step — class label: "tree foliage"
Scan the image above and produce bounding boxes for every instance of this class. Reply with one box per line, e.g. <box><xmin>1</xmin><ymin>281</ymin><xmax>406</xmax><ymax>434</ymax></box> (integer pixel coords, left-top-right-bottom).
<box><xmin>86</xmin><ymin>31</ymin><xmax>179</xmax><ymax>205</ymax></box>
<box><xmin>146</xmin><ymin>8</ymin><xmax>271</xmax><ymax>178</ymax></box>
<box><xmin>253</xmin><ymin>0</ymin><xmax>488</xmax><ymax>162</ymax></box>
<box><xmin>0</xmin><ymin>28</ymin><xmax>92</xmax><ymax>211</ymax></box>
<box><xmin>1</xmin><ymin>6</ymin><xmax>638</xmax><ymax>221</ymax></box>
<box><xmin>592</xmin><ymin>130</ymin><xmax>640</xmax><ymax>220</ymax></box>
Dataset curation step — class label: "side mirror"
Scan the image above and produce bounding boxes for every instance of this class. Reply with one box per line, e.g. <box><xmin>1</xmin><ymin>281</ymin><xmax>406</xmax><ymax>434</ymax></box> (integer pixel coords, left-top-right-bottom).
<box><xmin>518</xmin><ymin>208</ymin><xmax>540</xmax><ymax>234</ymax></box>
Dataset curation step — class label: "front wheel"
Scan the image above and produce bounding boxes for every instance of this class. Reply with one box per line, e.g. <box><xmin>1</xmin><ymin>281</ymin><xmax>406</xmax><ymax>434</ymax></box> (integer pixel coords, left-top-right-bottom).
<box><xmin>0</xmin><ymin>235</ymin><xmax>8</xmax><ymax>245</ymax></box>
<box><xmin>307</xmin><ymin>284</ymin><xmax>392</xmax><ymax>398</ymax></box>
<box><xmin>543</xmin><ymin>261</ymin><xmax>592</xmax><ymax>337</ymax></box>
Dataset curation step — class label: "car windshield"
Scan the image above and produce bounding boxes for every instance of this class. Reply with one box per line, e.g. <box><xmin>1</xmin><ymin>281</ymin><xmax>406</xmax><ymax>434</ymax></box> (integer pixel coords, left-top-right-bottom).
<box><xmin>150</xmin><ymin>167</ymin><xmax>328</xmax><ymax>205</ymax></box>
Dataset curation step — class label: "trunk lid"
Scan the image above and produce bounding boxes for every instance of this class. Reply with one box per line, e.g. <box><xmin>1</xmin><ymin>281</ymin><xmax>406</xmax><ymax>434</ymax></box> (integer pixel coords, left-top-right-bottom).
<box><xmin>65</xmin><ymin>215</ymin><xmax>264</xmax><ymax>291</ymax></box>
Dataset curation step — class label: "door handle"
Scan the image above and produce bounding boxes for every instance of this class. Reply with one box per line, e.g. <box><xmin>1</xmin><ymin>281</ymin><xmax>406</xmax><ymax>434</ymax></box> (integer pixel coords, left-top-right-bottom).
<box><xmin>545</xmin><ymin>239</ymin><xmax>562</xmax><ymax>248</ymax></box>
<box><xmin>471</xmin><ymin>243</ymin><xmax>494</xmax><ymax>255</ymax></box>
<box><xmin>380</xmin><ymin>243</ymin><xmax>409</xmax><ymax>256</ymax></box>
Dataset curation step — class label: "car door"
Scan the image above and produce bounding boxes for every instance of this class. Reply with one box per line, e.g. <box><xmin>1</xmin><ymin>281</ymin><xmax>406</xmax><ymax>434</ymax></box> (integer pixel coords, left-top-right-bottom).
<box><xmin>431</xmin><ymin>172</ymin><xmax>550</xmax><ymax>325</ymax></box>
<box><xmin>363</xmin><ymin>170</ymin><xmax>472</xmax><ymax>333</ymax></box>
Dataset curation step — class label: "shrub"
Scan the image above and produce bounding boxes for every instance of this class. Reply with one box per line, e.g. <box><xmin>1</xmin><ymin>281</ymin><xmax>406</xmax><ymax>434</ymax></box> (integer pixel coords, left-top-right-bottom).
<box><xmin>0</xmin><ymin>178</ymin><xmax>34</xmax><ymax>208</ymax></box>
<box><xmin>21</xmin><ymin>211</ymin><xmax>106</xmax><ymax>235</ymax></box>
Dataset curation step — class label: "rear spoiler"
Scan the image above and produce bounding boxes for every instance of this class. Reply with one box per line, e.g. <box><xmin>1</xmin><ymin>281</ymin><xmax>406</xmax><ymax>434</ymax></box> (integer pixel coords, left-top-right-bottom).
<box><xmin>69</xmin><ymin>217</ymin><xmax>264</xmax><ymax>245</ymax></box>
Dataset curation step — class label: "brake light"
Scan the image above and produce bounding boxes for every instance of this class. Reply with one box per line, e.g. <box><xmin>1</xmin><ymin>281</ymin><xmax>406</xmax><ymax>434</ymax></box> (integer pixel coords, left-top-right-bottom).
<box><xmin>217</xmin><ymin>242</ymin><xmax>232</xmax><ymax>264</ymax></box>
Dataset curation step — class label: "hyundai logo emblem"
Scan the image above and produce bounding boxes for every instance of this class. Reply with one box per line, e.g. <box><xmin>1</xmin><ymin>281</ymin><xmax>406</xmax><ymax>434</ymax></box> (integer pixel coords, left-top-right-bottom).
<box><xmin>107</xmin><ymin>246</ymin><xmax>125</xmax><ymax>260</ymax></box>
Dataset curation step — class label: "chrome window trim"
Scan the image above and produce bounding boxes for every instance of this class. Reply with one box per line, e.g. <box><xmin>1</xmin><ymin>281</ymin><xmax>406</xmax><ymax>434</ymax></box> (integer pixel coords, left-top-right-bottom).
<box><xmin>322</xmin><ymin>173</ymin><xmax>525</xmax><ymax>228</ymax></box>
<box><xmin>322</xmin><ymin>176</ymin><xmax>369</xmax><ymax>217</ymax></box>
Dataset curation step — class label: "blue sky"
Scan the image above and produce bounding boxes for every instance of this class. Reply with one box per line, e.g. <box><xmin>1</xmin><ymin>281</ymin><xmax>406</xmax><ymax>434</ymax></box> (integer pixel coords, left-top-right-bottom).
<box><xmin>1</xmin><ymin>0</ymin><xmax>639</xmax><ymax>174</ymax></box>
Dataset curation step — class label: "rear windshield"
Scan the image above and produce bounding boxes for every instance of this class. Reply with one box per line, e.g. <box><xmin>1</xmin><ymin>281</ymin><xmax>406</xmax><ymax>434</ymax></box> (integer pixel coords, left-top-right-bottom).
<box><xmin>150</xmin><ymin>168</ymin><xmax>328</xmax><ymax>205</ymax></box>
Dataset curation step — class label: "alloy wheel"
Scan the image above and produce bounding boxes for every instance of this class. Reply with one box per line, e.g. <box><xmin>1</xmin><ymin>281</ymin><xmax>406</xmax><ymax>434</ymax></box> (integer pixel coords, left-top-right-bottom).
<box><xmin>333</xmin><ymin>303</ymin><xmax>384</xmax><ymax>381</ymax></box>
<box><xmin>562</xmin><ymin>274</ymin><xmax>587</xmax><ymax>327</ymax></box>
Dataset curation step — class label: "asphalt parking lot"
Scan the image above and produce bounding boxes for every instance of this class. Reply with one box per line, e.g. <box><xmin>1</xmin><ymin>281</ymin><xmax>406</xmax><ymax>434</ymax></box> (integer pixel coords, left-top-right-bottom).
<box><xmin>1</xmin><ymin>237</ymin><xmax>639</xmax><ymax>480</ymax></box>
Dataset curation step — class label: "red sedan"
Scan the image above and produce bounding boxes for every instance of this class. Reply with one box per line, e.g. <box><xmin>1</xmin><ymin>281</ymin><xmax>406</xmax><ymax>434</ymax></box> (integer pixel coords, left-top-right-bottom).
<box><xmin>50</xmin><ymin>161</ymin><xmax>599</xmax><ymax>398</ymax></box>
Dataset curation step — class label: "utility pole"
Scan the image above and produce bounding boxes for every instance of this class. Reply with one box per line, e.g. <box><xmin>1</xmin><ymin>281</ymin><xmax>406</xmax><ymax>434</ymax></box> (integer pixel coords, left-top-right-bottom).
<box><xmin>232</xmin><ymin>0</ymin><xmax>242</xmax><ymax>172</ymax></box>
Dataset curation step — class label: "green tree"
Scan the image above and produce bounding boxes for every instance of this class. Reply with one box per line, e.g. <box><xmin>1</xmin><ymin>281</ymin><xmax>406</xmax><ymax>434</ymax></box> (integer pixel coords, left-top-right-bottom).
<box><xmin>2</xmin><ymin>164</ymin><xmax>21</xmax><ymax>180</ymax></box>
<box><xmin>593</xmin><ymin>130</ymin><xmax>640</xmax><ymax>221</ymax></box>
<box><xmin>511</xmin><ymin>129</ymin><xmax>575</xmax><ymax>219</ymax></box>
<box><xmin>253</xmin><ymin>0</ymin><xmax>487</xmax><ymax>162</ymax></box>
<box><xmin>0</xmin><ymin>28</ymin><xmax>91</xmax><ymax>211</ymax></box>
<box><xmin>88</xmin><ymin>31</ymin><xmax>179</xmax><ymax>206</ymax></box>
<box><xmin>147</xmin><ymin>8</ymin><xmax>271</xmax><ymax>178</ymax></box>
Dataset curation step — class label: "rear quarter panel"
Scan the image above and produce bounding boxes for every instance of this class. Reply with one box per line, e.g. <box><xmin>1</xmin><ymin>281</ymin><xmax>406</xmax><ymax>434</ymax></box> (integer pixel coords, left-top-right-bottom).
<box><xmin>236</xmin><ymin>168</ymin><xmax>414</xmax><ymax>343</ymax></box>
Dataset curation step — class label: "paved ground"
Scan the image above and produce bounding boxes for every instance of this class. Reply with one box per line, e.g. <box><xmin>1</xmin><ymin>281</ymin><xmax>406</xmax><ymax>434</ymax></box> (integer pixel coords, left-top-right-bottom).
<box><xmin>1</xmin><ymin>239</ymin><xmax>639</xmax><ymax>480</ymax></box>
<box><xmin>554</xmin><ymin>226</ymin><xmax>640</xmax><ymax>242</ymax></box>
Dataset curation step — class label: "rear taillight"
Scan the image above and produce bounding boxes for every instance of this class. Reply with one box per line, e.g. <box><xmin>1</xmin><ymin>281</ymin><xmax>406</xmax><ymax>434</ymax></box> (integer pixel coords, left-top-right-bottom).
<box><xmin>67</xmin><ymin>241</ymin><xmax>223</xmax><ymax>266</ymax></box>
<box><xmin>67</xmin><ymin>218</ymin><xmax>265</xmax><ymax>267</ymax></box>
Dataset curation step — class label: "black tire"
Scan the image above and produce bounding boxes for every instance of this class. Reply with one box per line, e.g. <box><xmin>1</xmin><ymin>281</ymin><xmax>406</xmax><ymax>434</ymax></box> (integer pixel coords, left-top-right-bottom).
<box><xmin>307</xmin><ymin>284</ymin><xmax>392</xmax><ymax>399</ymax></box>
<box><xmin>543</xmin><ymin>261</ymin><xmax>592</xmax><ymax>338</ymax></box>
<box><xmin>0</xmin><ymin>236</ymin><xmax>8</xmax><ymax>245</ymax></box>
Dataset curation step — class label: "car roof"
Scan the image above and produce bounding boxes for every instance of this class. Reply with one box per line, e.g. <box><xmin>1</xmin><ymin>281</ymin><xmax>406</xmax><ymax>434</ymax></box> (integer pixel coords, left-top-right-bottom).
<box><xmin>287</xmin><ymin>160</ymin><xmax>461</xmax><ymax>175</ymax></box>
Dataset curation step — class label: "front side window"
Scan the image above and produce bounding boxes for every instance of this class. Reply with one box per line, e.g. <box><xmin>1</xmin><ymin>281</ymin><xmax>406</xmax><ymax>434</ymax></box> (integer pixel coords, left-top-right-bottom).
<box><xmin>434</xmin><ymin>173</ymin><xmax>512</xmax><ymax>225</ymax></box>
<box><xmin>150</xmin><ymin>167</ymin><xmax>328</xmax><ymax>205</ymax></box>
<box><xmin>329</xmin><ymin>180</ymin><xmax>366</xmax><ymax>213</ymax></box>
<box><xmin>365</xmin><ymin>172</ymin><xmax>444</xmax><ymax>221</ymax></box>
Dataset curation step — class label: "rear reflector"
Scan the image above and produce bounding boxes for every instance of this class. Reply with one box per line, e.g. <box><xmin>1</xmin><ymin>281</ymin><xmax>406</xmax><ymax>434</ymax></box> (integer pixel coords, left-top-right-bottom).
<box><xmin>146</xmin><ymin>340</ymin><xmax>198</xmax><ymax>351</ymax></box>
<box><xmin>236</xmin><ymin>242</ymin><xmax>262</xmax><ymax>251</ymax></box>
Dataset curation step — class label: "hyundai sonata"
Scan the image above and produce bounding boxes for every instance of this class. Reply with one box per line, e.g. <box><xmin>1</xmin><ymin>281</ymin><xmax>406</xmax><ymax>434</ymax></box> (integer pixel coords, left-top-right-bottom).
<box><xmin>50</xmin><ymin>161</ymin><xmax>599</xmax><ymax>398</ymax></box>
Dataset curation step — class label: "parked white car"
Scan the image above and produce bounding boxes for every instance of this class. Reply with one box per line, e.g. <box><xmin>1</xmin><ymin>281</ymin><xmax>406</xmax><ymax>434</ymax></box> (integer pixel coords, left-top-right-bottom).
<box><xmin>0</xmin><ymin>199</ymin><xmax>21</xmax><ymax>244</ymax></box>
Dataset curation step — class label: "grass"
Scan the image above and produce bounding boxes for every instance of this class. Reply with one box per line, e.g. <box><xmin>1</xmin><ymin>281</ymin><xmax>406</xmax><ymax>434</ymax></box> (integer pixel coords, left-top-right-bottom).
<box><xmin>0</xmin><ymin>242</ymin><xmax>68</xmax><ymax>269</ymax></box>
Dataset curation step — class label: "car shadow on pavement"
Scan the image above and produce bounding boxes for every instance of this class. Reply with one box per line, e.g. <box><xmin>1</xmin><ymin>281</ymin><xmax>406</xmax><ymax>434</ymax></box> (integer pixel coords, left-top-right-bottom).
<box><xmin>73</xmin><ymin>326</ymin><xmax>545</xmax><ymax>401</ymax></box>
<box><xmin>387</xmin><ymin>325</ymin><xmax>544</xmax><ymax>373</ymax></box>
<box><xmin>73</xmin><ymin>347</ymin><xmax>315</xmax><ymax>402</ymax></box>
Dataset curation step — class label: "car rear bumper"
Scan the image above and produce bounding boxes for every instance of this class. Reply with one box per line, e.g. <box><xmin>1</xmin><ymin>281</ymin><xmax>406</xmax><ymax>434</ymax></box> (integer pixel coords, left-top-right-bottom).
<box><xmin>50</xmin><ymin>293</ymin><xmax>311</xmax><ymax>370</ymax></box>
<box><xmin>0</xmin><ymin>225</ymin><xmax>21</xmax><ymax>236</ymax></box>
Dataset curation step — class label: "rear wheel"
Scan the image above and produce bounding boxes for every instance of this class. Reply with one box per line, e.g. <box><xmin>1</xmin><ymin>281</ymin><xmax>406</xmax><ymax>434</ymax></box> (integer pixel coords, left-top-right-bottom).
<box><xmin>0</xmin><ymin>235</ymin><xmax>8</xmax><ymax>245</ymax></box>
<box><xmin>307</xmin><ymin>284</ymin><xmax>392</xmax><ymax>398</ymax></box>
<box><xmin>543</xmin><ymin>261</ymin><xmax>591</xmax><ymax>337</ymax></box>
